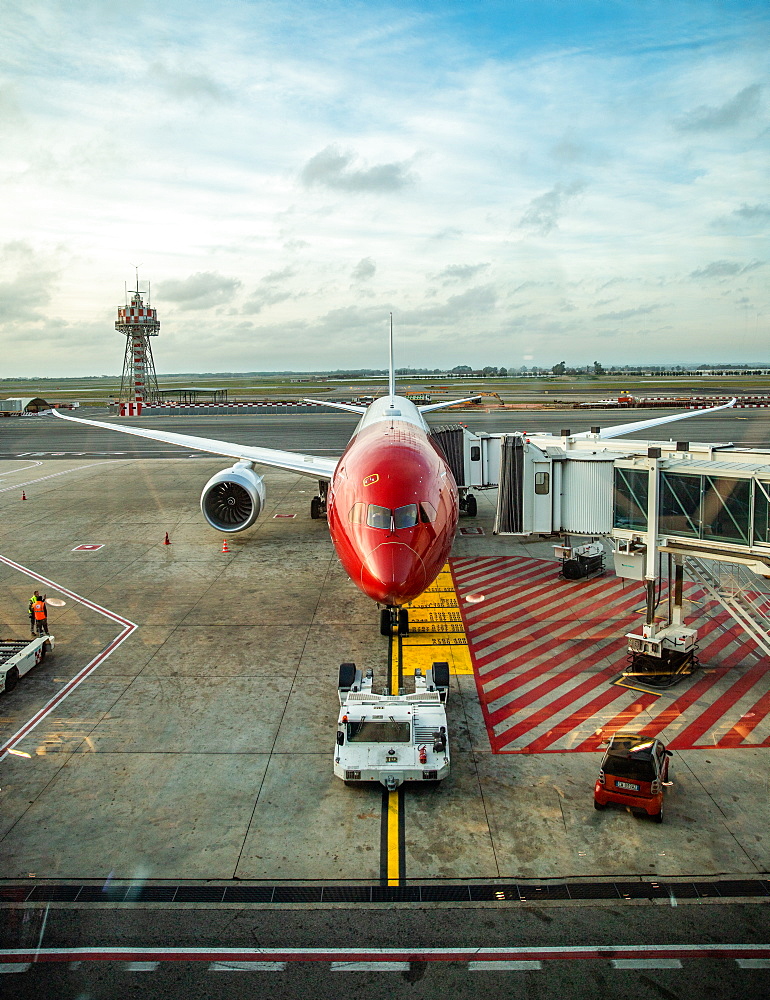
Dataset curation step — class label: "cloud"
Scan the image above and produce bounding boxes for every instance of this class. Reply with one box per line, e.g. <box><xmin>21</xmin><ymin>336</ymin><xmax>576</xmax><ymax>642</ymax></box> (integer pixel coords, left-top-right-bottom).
<box><xmin>674</xmin><ymin>84</ymin><xmax>762</xmax><ymax>132</ymax></box>
<box><xmin>150</xmin><ymin>61</ymin><xmax>232</xmax><ymax>104</ymax></box>
<box><xmin>712</xmin><ymin>203</ymin><xmax>770</xmax><ymax>233</ymax></box>
<box><xmin>434</xmin><ymin>263</ymin><xmax>489</xmax><ymax>285</ymax></box>
<box><xmin>300</xmin><ymin>145</ymin><xmax>415</xmax><ymax>193</ymax></box>
<box><xmin>242</xmin><ymin>268</ymin><xmax>297</xmax><ymax>315</ymax></box>
<box><xmin>0</xmin><ymin>242</ymin><xmax>59</xmax><ymax>324</ymax></box>
<box><xmin>596</xmin><ymin>305</ymin><xmax>660</xmax><ymax>322</ymax></box>
<box><xmin>160</xmin><ymin>272</ymin><xmax>242</xmax><ymax>310</ymax></box>
<box><xmin>351</xmin><ymin>257</ymin><xmax>376</xmax><ymax>282</ymax></box>
<box><xmin>519</xmin><ymin>182</ymin><xmax>586</xmax><ymax>236</ymax></box>
<box><xmin>689</xmin><ymin>260</ymin><xmax>765</xmax><ymax>280</ymax></box>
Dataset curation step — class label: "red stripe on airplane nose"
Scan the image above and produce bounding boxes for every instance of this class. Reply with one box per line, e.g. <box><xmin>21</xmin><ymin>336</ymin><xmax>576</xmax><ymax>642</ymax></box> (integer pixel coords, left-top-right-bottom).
<box><xmin>363</xmin><ymin>542</ymin><xmax>426</xmax><ymax>606</ymax></box>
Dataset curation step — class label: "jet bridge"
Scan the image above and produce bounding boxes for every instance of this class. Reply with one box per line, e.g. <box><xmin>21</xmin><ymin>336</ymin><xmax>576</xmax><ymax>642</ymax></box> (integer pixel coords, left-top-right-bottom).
<box><xmin>444</xmin><ymin>422</ymin><xmax>770</xmax><ymax>670</ymax></box>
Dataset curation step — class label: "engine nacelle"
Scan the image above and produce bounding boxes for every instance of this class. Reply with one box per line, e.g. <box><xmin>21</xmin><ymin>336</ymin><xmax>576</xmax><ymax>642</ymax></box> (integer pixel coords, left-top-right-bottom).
<box><xmin>200</xmin><ymin>461</ymin><xmax>265</xmax><ymax>532</ymax></box>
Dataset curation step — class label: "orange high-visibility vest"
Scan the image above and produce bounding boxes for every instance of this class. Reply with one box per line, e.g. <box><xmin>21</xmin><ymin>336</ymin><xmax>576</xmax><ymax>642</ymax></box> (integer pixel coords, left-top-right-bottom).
<box><xmin>32</xmin><ymin>601</ymin><xmax>46</xmax><ymax>620</ymax></box>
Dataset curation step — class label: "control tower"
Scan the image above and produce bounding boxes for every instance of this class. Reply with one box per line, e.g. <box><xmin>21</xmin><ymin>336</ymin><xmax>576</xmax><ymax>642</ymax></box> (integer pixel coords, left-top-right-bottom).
<box><xmin>116</xmin><ymin>271</ymin><xmax>161</xmax><ymax>408</ymax></box>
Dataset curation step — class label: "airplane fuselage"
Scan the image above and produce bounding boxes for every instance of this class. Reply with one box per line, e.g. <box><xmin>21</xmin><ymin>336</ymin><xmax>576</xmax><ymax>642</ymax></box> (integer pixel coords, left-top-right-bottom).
<box><xmin>327</xmin><ymin>395</ymin><xmax>458</xmax><ymax>606</ymax></box>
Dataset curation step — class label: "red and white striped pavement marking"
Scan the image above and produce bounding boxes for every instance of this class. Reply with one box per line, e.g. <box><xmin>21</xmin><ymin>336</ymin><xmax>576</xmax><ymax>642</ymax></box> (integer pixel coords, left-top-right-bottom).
<box><xmin>450</xmin><ymin>556</ymin><xmax>770</xmax><ymax>753</ymax></box>
<box><xmin>0</xmin><ymin>555</ymin><xmax>137</xmax><ymax>760</ymax></box>
<box><xmin>0</xmin><ymin>944</ymin><xmax>769</xmax><ymax>968</ymax></box>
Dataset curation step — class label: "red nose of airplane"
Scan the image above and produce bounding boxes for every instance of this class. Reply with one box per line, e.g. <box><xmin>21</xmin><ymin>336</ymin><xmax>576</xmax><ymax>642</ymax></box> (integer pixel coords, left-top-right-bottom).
<box><xmin>363</xmin><ymin>542</ymin><xmax>427</xmax><ymax>606</ymax></box>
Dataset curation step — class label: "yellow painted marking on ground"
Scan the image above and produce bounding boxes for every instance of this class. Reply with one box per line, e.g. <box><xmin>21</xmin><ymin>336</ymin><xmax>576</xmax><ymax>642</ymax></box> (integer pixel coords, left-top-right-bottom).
<box><xmin>403</xmin><ymin>565</ymin><xmax>473</xmax><ymax>675</ymax></box>
<box><xmin>387</xmin><ymin>791</ymin><xmax>400</xmax><ymax>886</ymax></box>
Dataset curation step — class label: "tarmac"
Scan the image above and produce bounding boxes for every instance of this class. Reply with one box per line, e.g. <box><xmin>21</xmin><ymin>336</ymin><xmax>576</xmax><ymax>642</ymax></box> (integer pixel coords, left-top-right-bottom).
<box><xmin>1</xmin><ymin>455</ymin><xmax>769</xmax><ymax>885</ymax></box>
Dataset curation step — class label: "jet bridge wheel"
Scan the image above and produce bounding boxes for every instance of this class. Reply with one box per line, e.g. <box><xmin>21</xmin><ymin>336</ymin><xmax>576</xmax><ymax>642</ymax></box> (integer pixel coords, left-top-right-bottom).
<box><xmin>464</xmin><ymin>493</ymin><xmax>477</xmax><ymax>517</ymax></box>
<box><xmin>4</xmin><ymin>667</ymin><xmax>19</xmax><ymax>694</ymax></box>
<box><xmin>310</xmin><ymin>496</ymin><xmax>322</xmax><ymax>519</ymax></box>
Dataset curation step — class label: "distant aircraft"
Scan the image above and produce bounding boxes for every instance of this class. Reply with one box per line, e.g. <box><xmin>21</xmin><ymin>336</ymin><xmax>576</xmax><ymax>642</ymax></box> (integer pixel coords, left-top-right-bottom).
<box><xmin>52</xmin><ymin>329</ymin><xmax>735</xmax><ymax>636</ymax></box>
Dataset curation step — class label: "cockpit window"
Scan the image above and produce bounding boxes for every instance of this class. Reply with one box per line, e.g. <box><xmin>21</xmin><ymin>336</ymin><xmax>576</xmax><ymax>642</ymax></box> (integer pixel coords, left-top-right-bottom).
<box><xmin>348</xmin><ymin>502</ymin><xmax>366</xmax><ymax>524</ymax></box>
<box><xmin>394</xmin><ymin>504</ymin><xmax>419</xmax><ymax>529</ymax></box>
<box><xmin>366</xmin><ymin>504</ymin><xmax>391</xmax><ymax>529</ymax></box>
<box><xmin>419</xmin><ymin>502</ymin><xmax>436</xmax><ymax>523</ymax></box>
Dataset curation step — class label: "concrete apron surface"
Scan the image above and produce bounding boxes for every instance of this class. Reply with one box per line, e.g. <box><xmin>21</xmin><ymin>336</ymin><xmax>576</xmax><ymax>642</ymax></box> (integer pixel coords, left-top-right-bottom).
<box><xmin>0</xmin><ymin>457</ymin><xmax>768</xmax><ymax>883</ymax></box>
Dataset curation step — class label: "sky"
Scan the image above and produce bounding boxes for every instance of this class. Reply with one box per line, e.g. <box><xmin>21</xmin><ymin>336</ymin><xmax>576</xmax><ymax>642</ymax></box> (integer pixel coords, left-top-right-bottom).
<box><xmin>1</xmin><ymin>0</ymin><xmax>768</xmax><ymax>376</ymax></box>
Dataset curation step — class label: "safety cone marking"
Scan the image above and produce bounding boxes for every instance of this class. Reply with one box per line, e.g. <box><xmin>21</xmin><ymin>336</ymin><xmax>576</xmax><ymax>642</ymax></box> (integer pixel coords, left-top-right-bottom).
<box><xmin>164</xmin><ymin>532</ymin><xmax>171</xmax><ymax>545</ymax></box>
<box><xmin>21</xmin><ymin>491</ymin><xmax>27</xmax><ymax>500</ymax></box>
<box><xmin>221</xmin><ymin>539</ymin><xmax>230</xmax><ymax>553</ymax></box>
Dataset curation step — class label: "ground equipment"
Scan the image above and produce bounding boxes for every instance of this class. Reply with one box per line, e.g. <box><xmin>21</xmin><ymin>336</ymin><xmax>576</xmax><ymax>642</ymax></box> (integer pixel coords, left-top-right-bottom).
<box><xmin>1</xmin><ymin>634</ymin><xmax>54</xmax><ymax>694</ymax></box>
<box><xmin>334</xmin><ymin>661</ymin><xmax>450</xmax><ymax>790</ymax></box>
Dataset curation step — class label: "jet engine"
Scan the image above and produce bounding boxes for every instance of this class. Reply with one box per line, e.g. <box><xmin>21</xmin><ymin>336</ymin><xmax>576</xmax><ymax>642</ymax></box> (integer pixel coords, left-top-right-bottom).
<box><xmin>200</xmin><ymin>461</ymin><xmax>265</xmax><ymax>532</ymax></box>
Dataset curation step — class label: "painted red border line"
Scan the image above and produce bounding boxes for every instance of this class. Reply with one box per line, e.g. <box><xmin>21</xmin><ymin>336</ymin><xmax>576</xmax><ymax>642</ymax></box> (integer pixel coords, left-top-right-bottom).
<box><xmin>2</xmin><ymin>944</ymin><xmax>770</xmax><ymax>964</ymax></box>
<box><xmin>0</xmin><ymin>555</ymin><xmax>137</xmax><ymax>758</ymax></box>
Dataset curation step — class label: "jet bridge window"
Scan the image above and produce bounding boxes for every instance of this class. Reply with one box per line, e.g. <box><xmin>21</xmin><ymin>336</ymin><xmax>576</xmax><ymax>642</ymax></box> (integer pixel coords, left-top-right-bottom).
<box><xmin>366</xmin><ymin>504</ymin><xmax>391</xmax><ymax>529</ymax></box>
<box><xmin>613</xmin><ymin>468</ymin><xmax>649</xmax><ymax>531</ymax></box>
<box><xmin>659</xmin><ymin>473</ymin><xmax>700</xmax><ymax>538</ymax></box>
<box><xmin>701</xmin><ymin>476</ymin><xmax>750</xmax><ymax>545</ymax></box>
<box><xmin>534</xmin><ymin>471</ymin><xmax>550</xmax><ymax>495</ymax></box>
<box><xmin>347</xmin><ymin>720</ymin><xmax>411</xmax><ymax>743</ymax></box>
<box><xmin>394</xmin><ymin>504</ymin><xmax>419</xmax><ymax>529</ymax></box>
<box><xmin>754</xmin><ymin>481</ymin><xmax>770</xmax><ymax>545</ymax></box>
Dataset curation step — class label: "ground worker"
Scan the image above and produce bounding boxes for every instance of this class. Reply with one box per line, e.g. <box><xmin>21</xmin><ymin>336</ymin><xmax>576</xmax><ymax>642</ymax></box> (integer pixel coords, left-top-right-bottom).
<box><xmin>28</xmin><ymin>590</ymin><xmax>42</xmax><ymax>635</ymax></box>
<box><xmin>31</xmin><ymin>595</ymin><xmax>48</xmax><ymax>635</ymax></box>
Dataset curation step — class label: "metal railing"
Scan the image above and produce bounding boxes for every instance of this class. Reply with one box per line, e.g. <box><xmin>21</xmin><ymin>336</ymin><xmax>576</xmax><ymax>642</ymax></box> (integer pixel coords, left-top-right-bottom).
<box><xmin>686</xmin><ymin>556</ymin><xmax>770</xmax><ymax>658</ymax></box>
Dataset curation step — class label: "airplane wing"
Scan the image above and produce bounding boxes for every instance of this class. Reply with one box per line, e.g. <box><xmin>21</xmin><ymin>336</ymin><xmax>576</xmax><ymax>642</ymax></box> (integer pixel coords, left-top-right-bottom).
<box><xmin>573</xmin><ymin>398</ymin><xmax>737</xmax><ymax>440</ymax></box>
<box><xmin>304</xmin><ymin>398</ymin><xmax>367</xmax><ymax>414</ymax></box>
<box><xmin>51</xmin><ymin>409</ymin><xmax>339</xmax><ymax>479</ymax></box>
<box><xmin>419</xmin><ymin>396</ymin><xmax>481</xmax><ymax>414</ymax></box>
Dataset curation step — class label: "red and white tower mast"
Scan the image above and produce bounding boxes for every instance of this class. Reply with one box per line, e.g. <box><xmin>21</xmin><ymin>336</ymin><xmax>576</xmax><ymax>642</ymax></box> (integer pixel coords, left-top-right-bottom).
<box><xmin>116</xmin><ymin>269</ymin><xmax>161</xmax><ymax>413</ymax></box>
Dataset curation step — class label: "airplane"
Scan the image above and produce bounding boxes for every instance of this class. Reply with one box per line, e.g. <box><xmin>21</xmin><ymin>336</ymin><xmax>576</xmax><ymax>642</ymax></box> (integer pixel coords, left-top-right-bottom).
<box><xmin>51</xmin><ymin>330</ymin><xmax>736</xmax><ymax>637</ymax></box>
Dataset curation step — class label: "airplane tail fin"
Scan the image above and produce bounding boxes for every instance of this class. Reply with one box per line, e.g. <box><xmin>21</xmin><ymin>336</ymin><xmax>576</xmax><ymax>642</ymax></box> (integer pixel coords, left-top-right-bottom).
<box><xmin>388</xmin><ymin>313</ymin><xmax>395</xmax><ymax>397</ymax></box>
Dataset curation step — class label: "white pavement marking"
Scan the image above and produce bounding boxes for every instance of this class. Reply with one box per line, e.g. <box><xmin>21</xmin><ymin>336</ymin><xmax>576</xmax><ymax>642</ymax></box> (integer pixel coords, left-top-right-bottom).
<box><xmin>469</xmin><ymin>961</ymin><xmax>542</xmax><ymax>971</ymax></box>
<box><xmin>125</xmin><ymin>962</ymin><xmax>160</xmax><ymax>972</ymax></box>
<box><xmin>0</xmin><ymin>555</ymin><xmax>138</xmax><ymax>759</ymax></box>
<box><xmin>0</xmin><ymin>964</ymin><xmax>31</xmax><ymax>973</ymax></box>
<box><xmin>331</xmin><ymin>962</ymin><xmax>411</xmax><ymax>972</ymax></box>
<box><xmin>612</xmin><ymin>959</ymin><xmax>683</xmax><ymax>969</ymax></box>
<box><xmin>736</xmin><ymin>959</ymin><xmax>770</xmax><ymax>968</ymax></box>
<box><xmin>0</xmin><ymin>462</ymin><xmax>108</xmax><ymax>494</ymax></box>
<box><xmin>209</xmin><ymin>962</ymin><xmax>287</xmax><ymax>971</ymax></box>
<box><xmin>0</xmin><ymin>461</ymin><xmax>43</xmax><ymax>479</ymax></box>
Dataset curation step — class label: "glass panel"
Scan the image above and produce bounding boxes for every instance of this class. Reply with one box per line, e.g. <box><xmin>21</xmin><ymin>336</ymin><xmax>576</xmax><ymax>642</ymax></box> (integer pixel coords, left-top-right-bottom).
<box><xmin>420</xmin><ymin>501</ymin><xmax>436</xmax><ymax>523</ymax></box>
<box><xmin>394</xmin><ymin>503</ymin><xmax>419</xmax><ymax>528</ymax></box>
<box><xmin>347</xmin><ymin>721</ymin><xmax>411</xmax><ymax>743</ymax></box>
<box><xmin>659</xmin><ymin>473</ymin><xmax>700</xmax><ymax>538</ymax></box>
<box><xmin>366</xmin><ymin>504</ymin><xmax>391</xmax><ymax>529</ymax></box>
<box><xmin>534</xmin><ymin>471</ymin><xmax>550</xmax><ymax>495</ymax></box>
<box><xmin>613</xmin><ymin>468</ymin><xmax>648</xmax><ymax>531</ymax></box>
<box><xmin>348</xmin><ymin>502</ymin><xmax>366</xmax><ymax>524</ymax></box>
<box><xmin>754</xmin><ymin>481</ymin><xmax>770</xmax><ymax>545</ymax></box>
<box><xmin>701</xmin><ymin>477</ymin><xmax>751</xmax><ymax>544</ymax></box>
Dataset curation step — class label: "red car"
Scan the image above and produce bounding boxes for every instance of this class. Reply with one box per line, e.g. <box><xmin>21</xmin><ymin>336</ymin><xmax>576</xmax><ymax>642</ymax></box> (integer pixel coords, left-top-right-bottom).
<box><xmin>594</xmin><ymin>733</ymin><xmax>672</xmax><ymax>823</ymax></box>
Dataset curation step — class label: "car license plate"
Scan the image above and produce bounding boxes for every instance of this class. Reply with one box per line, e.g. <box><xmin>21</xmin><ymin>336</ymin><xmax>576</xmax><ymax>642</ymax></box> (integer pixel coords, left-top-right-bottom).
<box><xmin>616</xmin><ymin>780</ymin><xmax>640</xmax><ymax>791</ymax></box>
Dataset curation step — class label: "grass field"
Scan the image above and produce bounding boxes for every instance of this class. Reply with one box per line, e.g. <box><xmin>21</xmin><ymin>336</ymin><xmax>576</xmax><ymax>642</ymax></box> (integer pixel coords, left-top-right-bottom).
<box><xmin>2</xmin><ymin>372</ymin><xmax>770</xmax><ymax>407</ymax></box>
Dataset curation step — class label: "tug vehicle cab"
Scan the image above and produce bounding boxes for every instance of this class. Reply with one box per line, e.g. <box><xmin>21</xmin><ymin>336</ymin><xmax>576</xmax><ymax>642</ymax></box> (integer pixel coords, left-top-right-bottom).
<box><xmin>594</xmin><ymin>732</ymin><xmax>672</xmax><ymax>823</ymax></box>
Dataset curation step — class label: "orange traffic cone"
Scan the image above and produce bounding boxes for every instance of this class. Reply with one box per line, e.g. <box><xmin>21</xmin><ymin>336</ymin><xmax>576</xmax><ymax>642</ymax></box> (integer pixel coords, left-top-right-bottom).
<box><xmin>21</xmin><ymin>491</ymin><xmax>27</xmax><ymax>500</ymax></box>
<box><xmin>164</xmin><ymin>532</ymin><xmax>171</xmax><ymax>545</ymax></box>
<box><xmin>221</xmin><ymin>538</ymin><xmax>230</xmax><ymax>553</ymax></box>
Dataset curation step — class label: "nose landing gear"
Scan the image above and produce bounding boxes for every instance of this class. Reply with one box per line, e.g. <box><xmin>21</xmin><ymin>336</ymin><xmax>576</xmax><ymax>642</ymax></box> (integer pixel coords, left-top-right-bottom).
<box><xmin>380</xmin><ymin>606</ymin><xmax>409</xmax><ymax>636</ymax></box>
<box><xmin>310</xmin><ymin>480</ymin><xmax>328</xmax><ymax>519</ymax></box>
